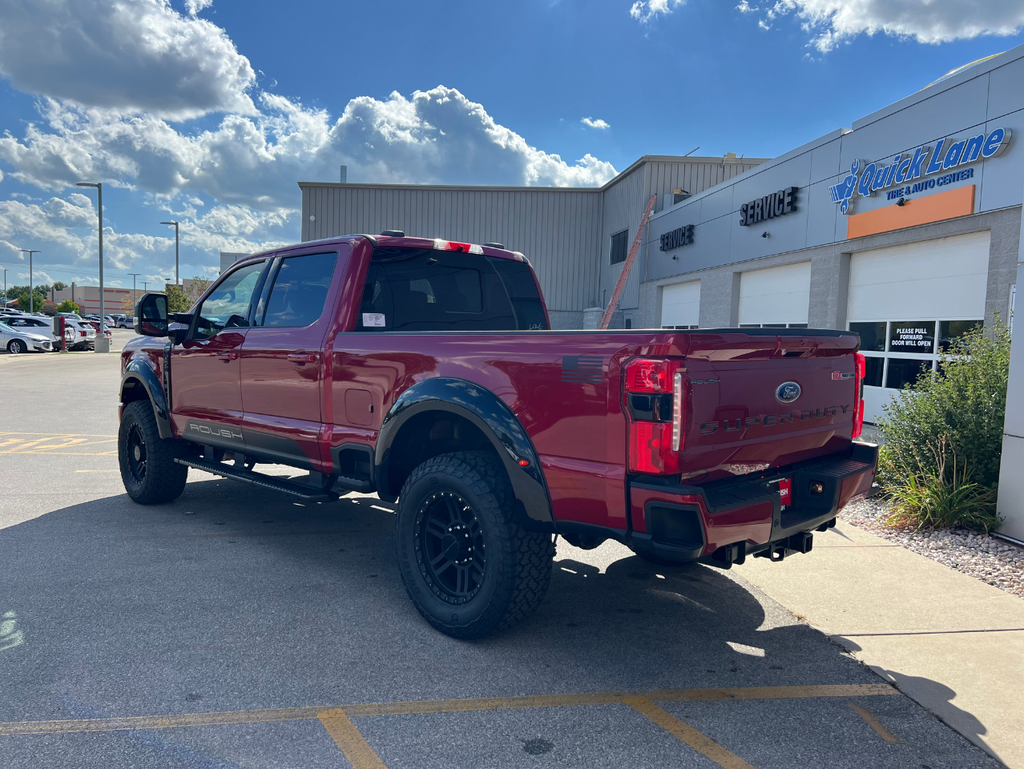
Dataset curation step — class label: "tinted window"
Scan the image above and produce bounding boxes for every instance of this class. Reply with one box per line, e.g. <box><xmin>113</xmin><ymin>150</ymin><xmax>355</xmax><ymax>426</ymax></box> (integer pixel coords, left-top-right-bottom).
<box><xmin>358</xmin><ymin>248</ymin><xmax>534</xmax><ymax>332</ymax></box>
<box><xmin>194</xmin><ymin>261</ymin><xmax>265</xmax><ymax>340</ymax></box>
<box><xmin>487</xmin><ymin>257</ymin><xmax>548</xmax><ymax>330</ymax></box>
<box><xmin>863</xmin><ymin>356</ymin><xmax>884</xmax><ymax>387</ymax></box>
<box><xmin>610</xmin><ymin>230</ymin><xmax>628</xmax><ymax>264</ymax></box>
<box><xmin>885</xmin><ymin>357</ymin><xmax>932</xmax><ymax>389</ymax></box>
<box><xmin>850</xmin><ymin>322</ymin><xmax>885</xmax><ymax>352</ymax></box>
<box><xmin>939</xmin><ymin>320</ymin><xmax>982</xmax><ymax>351</ymax></box>
<box><xmin>262</xmin><ymin>252</ymin><xmax>338</xmax><ymax>328</ymax></box>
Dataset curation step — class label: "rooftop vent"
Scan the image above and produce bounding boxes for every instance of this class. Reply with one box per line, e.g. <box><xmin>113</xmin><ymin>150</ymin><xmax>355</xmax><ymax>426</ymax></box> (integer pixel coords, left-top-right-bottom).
<box><xmin>672</xmin><ymin>189</ymin><xmax>691</xmax><ymax>205</ymax></box>
<box><xmin>380</xmin><ymin>229</ymin><xmax>405</xmax><ymax>237</ymax></box>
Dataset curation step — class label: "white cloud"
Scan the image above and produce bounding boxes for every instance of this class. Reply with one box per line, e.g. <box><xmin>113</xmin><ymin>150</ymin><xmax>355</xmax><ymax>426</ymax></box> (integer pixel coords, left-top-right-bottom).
<box><xmin>746</xmin><ymin>0</ymin><xmax>1024</xmax><ymax>52</ymax></box>
<box><xmin>0</xmin><ymin>87</ymin><xmax>618</xmax><ymax>213</ymax></box>
<box><xmin>581</xmin><ymin>117</ymin><xmax>611</xmax><ymax>129</ymax></box>
<box><xmin>0</xmin><ymin>0</ymin><xmax>256</xmax><ymax>119</ymax></box>
<box><xmin>630</xmin><ymin>0</ymin><xmax>684</xmax><ymax>23</ymax></box>
<box><xmin>185</xmin><ymin>0</ymin><xmax>215</xmax><ymax>16</ymax></box>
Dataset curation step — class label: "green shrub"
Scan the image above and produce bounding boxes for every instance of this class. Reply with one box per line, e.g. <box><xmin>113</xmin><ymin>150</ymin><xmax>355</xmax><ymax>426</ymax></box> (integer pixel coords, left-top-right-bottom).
<box><xmin>56</xmin><ymin>300</ymin><xmax>80</xmax><ymax>314</ymax></box>
<box><xmin>877</xmin><ymin>322</ymin><xmax>1010</xmax><ymax>530</ymax></box>
<box><xmin>885</xmin><ymin>437</ymin><xmax>1000</xmax><ymax>533</ymax></box>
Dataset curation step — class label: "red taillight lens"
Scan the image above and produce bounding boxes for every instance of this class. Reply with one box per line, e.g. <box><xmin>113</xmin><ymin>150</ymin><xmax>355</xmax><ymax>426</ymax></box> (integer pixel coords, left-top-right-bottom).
<box><xmin>625</xmin><ymin>358</ymin><xmax>685</xmax><ymax>474</ymax></box>
<box><xmin>629</xmin><ymin>422</ymin><xmax>680</xmax><ymax>474</ymax></box>
<box><xmin>625</xmin><ymin>358</ymin><xmax>671</xmax><ymax>393</ymax></box>
<box><xmin>852</xmin><ymin>352</ymin><xmax>866</xmax><ymax>439</ymax></box>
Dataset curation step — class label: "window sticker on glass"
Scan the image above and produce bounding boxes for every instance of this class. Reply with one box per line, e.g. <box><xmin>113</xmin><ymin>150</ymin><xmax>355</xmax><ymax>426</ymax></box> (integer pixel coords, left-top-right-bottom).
<box><xmin>362</xmin><ymin>312</ymin><xmax>386</xmax><ymax>327</ymax></box>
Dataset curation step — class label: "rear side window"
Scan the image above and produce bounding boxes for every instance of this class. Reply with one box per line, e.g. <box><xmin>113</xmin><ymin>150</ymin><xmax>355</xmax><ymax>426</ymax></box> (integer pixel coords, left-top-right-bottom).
<box><xmin>356</xmin><ymin>248</ymin><xmax>547</xmax><ymax>332</ymax></box>
<box><xmin>262</xmin><ymin>252</ymin><xmax>338</xmax><ymax>328</ymax></box>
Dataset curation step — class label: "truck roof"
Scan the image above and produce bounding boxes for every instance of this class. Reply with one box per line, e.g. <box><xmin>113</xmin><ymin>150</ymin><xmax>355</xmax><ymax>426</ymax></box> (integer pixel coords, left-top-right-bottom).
<box><xmin>241</xmin><ymin>234</ymin><xmax>526</xmax><ymax>264</ymax></box>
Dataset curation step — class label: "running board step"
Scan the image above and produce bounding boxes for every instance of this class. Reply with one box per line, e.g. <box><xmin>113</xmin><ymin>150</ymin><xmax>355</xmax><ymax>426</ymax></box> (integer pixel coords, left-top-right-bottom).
<box><xmin>175</xmin><ymin>457</ymin><xmax>338</xmax><ymax>502</ymax></box>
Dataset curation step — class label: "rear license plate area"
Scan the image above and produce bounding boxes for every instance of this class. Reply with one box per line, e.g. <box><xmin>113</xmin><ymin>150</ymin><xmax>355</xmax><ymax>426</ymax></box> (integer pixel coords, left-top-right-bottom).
<box><xmin>777</xmin><ymin>478</ymin><xmax>792</xmax><ymax>510</ymax></box>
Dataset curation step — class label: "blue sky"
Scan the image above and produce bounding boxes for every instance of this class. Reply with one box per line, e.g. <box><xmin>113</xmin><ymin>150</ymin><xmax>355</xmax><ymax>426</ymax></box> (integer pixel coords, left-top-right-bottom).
<box><xmin>1</xmin><ymin>0</ymin><xmax>1023</xmax><ymax>294</ymax></box>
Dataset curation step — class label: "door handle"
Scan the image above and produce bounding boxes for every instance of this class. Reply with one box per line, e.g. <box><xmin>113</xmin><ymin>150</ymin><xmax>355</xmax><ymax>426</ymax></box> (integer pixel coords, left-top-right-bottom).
<box><xmin>287</xmin><ymin>352</ymin><xmax>318</xmax><ymax>364</ymax></box>
<box><xmin>216</xmin><ymin>351</ymin><xmax>238</xmax><ymax>361</ymax></box>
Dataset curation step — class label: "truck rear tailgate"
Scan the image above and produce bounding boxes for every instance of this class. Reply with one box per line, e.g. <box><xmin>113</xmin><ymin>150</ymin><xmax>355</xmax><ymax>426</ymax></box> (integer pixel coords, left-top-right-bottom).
<box><xmin>681</xmin><ymin>330</ymin><xmax>861</xmax><ymax>484</ymax></box>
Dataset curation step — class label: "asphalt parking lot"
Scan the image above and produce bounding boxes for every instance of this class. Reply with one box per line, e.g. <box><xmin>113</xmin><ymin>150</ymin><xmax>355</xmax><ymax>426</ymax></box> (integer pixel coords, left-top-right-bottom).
<box><xmin>0</xmin><ymin>333</ymin><xmax>1001</xmax><ymax>768</ymax></box>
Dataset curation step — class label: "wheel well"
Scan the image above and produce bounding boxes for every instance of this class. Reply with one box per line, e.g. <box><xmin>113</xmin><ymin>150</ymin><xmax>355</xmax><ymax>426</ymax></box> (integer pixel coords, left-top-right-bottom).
<box><xmin>121</xmin><ymin>377</ymin><xmax>151</xmax><ymax>406</ymax></box>
<box><xmin>385</xmin><ymin>411</ymin><xmax>501</xmax><ymax>498</ymax></box>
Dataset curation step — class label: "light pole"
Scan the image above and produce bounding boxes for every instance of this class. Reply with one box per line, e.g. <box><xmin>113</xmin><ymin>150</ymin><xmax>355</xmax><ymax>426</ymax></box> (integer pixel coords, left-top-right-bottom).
<box><xmin>160</xmin><ymin>221</ymin><xmax>179</xmax><ymax>285</ymax></box>
<box><xmin>128</xmin><ymin>272</ymin><xmax>141</xmax><ymax>307</ymax></box>
<box><xmin>19</xmin><ymin>250</ymin><xmax>41</xmax><ymax>313</ymax></box>
<box><xmin>2</xmin><ymin>266</ymin><xmax>7</xmax><ymax>307</ymax></box>
<box><xmin>76</xmin><ymin>182</ymin><xmax>105</xmax><ymax>346</ymax></box>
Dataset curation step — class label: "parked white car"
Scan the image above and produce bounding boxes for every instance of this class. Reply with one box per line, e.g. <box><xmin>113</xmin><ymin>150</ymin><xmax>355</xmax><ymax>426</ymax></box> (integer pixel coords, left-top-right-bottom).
<box><xmin>0</xmin><ymin>315</ymin><xmax>60</xmax><ymax>345</ymax></box>
<box><xmin>0</xmin><ymin>321</ymin><xmax>55</xmax><ymax>353</ymax></box>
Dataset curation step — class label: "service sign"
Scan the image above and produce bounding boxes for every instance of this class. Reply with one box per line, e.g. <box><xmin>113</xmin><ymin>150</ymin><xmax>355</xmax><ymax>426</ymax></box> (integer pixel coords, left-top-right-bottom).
<box><xmin>829</xmin><ymin>127</ymin><xmax>1010</xmax><ymax>214</ymax></box>
<box><xmin>740</xmin><ymin>187</ymin><xmax>798</xmax><ymax>226</ymax></box>
<box><xmin>659</xmin><ymin>224</ymin><xmax>695</xmax><ymax>251</ymax></box>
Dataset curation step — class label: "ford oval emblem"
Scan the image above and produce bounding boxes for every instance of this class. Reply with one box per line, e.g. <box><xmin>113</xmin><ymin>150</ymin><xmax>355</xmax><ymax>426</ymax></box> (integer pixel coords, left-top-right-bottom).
<box><xmin>776</xmin><ymin>381</ymin><xmax>801</xmax><ymax>403</ymax></box>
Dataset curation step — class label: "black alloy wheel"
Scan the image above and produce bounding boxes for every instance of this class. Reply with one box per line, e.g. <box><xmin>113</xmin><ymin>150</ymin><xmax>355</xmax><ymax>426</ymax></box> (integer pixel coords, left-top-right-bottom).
<box><xmin>415</xmin><ymin>490</ymin><xmax>486</xmax><ymax>604</ymax></box>
<box><xmin>123</xmin><ymin>423</ymin><xmax>148</xmax><ymax>486</ymax></box>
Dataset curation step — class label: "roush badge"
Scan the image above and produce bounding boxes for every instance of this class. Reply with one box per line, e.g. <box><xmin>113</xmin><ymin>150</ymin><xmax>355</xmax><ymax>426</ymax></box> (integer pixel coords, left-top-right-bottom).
<box><xmin>775</xmin><ymin>382</ymin><xmax>801</xmax><ymax>404</ymax></box>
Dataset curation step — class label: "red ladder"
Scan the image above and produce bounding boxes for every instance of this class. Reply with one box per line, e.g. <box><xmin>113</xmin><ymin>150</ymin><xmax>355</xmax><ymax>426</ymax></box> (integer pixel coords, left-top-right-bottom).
<box><xmin>599</xmin><ymin>194</ymin><xmax>657</xmax><ymax>330</ymax></box>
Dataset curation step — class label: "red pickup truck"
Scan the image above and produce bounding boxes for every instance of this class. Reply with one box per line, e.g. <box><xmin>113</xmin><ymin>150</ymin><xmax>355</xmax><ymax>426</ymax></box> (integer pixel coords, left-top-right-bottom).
<box><xmin>119</xmin><ymin>233</ymin><xmax>876</xmax><ymax>638</ymax></box>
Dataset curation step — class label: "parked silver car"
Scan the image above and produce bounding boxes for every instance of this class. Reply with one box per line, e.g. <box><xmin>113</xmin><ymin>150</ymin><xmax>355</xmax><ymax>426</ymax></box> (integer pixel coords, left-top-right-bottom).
<box><xmin>0</xmin><ymin>321</ymin><xmax>55</xmax><ymax>353</ymax></box>
<box><xmin>0</xmin><ymin>315</ymin><xmax>61</xmax><ymax>346</ymax></box>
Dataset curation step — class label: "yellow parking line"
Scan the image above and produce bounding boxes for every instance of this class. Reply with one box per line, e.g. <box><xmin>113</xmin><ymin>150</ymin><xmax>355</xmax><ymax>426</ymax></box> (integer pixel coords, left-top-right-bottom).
<box><xmin>849</xmin><ymin>703</ymin><xmax>900</xmax><ymax>743</ymax></box>
<box><xmin>0</xmin><ymin>432</ymin><xmax>115</xmax><ymax>438</ymax></box>
<box><xmin>624</xmin><ymin>696</ymin><xmax>753</xmax><ymax>769</ymax></box>
<box><xmin>3</xmin><ymin>451</ymin><xmax>117</xmax><ymax>456</ymax></box>
<box><xmin>0</xmin><ymin>439</ymin><xmax>117</xmax><ymax>454</ymax></box>
<box><xmin>318</xmin><ymin>709</ymin><xmax>387</xmax><ymax>769</ymax></box>
<box><xmin>0</xmin><ymin>684</ymin><xmax>899</xmax><ymax>737</ymax></box>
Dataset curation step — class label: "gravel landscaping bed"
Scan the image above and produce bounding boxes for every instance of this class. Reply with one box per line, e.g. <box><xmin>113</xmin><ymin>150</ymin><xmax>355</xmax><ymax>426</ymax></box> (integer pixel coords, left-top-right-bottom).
<box><xmin>840</xmin><ymin>497</ymin><xmax>1024</xmax><ymax>599</ymax></box>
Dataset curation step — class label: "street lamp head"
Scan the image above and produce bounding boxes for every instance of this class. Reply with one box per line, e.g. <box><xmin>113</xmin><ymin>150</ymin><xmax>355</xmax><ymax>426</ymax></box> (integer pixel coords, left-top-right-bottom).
<box><xmin>160</xmin><ymin>221</ymin><xmax>178</xmax><ymax>226</ymax></box>
<box><xmin>76</xmin><ymin>182</ymin><xmax>99</xmax><ymax>188</ymax></box>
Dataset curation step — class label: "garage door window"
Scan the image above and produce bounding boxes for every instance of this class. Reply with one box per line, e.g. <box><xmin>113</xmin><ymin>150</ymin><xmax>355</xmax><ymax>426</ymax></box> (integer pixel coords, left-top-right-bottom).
<box><xmin>849</xmin><ymin>319</ymin><xmax>982</xmax><ymax>391</ymax></box>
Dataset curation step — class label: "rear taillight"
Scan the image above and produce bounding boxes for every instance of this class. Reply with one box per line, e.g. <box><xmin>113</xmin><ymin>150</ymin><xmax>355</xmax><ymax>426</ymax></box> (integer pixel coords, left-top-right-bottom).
<box><xmin>852</xmin><ymin>352</ymin><xmax>866</xmax><ymax>439</ymax></box>
<box><xmin>624</xmin><ymin>358</ymin><xmax>685</xmax><ymax>475</ymax></box>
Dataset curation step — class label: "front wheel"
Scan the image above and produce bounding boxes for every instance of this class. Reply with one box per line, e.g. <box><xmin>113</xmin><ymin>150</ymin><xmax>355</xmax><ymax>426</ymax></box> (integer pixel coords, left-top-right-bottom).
<box><xmin>118</xmin><ymin>401</ymin><xmax>188</xmax><ymax>504</ymax></box>
<box><xmin>395</xmin><ymin>451</ymin><xmax>554</xmax><ymax>639</ymax></box>
<box><xmin>7</xmin><ymin>339</ymin><xmax>26</xmax><ymax>354</ymax></box>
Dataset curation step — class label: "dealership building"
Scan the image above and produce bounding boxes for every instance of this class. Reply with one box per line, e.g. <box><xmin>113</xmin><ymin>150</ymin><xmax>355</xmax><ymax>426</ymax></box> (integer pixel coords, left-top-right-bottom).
<box><xmin>299</xmin><ymin>45</ymin><xmax>1024</xmax><ymax>541</ymax></box>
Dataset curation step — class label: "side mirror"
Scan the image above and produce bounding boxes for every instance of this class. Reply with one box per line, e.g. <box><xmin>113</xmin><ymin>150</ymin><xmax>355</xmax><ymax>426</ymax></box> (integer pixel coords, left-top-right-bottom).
<box><xmin>134</xmin><ymin>293</ymin><xmax>168</xmax><ymax>337</ymax></box>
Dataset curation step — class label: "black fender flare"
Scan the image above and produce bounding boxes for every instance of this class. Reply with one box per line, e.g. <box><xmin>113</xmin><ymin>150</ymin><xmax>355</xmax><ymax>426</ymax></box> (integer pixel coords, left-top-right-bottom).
<box><xmin>120</xmin><ymin>358</ymin><xmax>173</xmax><ymax>440</ymax></box>
<box><xmin>375</xmin><ymin>377</ymin><xmax>554</xmax><ymax>528</ymax></box>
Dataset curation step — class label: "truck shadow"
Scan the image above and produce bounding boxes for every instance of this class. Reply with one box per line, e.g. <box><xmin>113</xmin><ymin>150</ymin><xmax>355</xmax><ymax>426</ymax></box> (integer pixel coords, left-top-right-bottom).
<box><xmin>0</xmin><ymin>477</ymin><xmax>994</xmax><ymax>764</ymax></box>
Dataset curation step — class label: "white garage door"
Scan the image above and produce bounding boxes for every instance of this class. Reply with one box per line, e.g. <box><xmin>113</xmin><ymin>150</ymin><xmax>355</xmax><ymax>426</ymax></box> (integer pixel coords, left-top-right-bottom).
<box><xmin>738</xmin><ymin>262</ymin><xmax>811</xmax><ymax>326</ymax></box>
<box><xmin>847</xmin><ymin>231</ymin><xmax>990</xmax><ymax>424</ymax></box>
<box><xmin>660</xmin><ymin>280</ymin><xmax>700</xmax><ymax>328</ymax></box>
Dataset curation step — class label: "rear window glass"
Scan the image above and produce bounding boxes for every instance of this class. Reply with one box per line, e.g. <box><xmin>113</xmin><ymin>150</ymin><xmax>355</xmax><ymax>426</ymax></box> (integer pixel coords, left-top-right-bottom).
<box><xmin>357</xmin><ymin>248</ymin><xmax>547</xmax><ymax>332</ymax></box>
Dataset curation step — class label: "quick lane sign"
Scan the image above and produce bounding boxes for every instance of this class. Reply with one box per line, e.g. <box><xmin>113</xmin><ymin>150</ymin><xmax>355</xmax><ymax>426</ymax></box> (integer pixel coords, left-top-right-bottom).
<box><xmin>740</xmin><ymin>187</ymin><xmax>798</xmax><ymax>226</ymax></box>
<box><xmin>829</xmin><ymin>127</ymin><xmax>1010</xmax><ymax>215</ymax></box>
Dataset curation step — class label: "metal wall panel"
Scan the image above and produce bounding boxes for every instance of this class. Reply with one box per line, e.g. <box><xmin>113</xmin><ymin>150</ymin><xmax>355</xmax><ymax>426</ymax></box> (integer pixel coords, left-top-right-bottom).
<box><xmin>300</xmin><ymin>184</ymin><xmax>603</xmax><ymax>312</ymax></box>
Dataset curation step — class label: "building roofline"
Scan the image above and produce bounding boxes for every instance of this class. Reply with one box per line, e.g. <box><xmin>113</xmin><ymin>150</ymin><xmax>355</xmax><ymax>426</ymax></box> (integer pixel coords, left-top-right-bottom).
<box><xmin>298</xmin><ymin>154</ymin><xmax>771</xmax><ymax>195</ymax></box>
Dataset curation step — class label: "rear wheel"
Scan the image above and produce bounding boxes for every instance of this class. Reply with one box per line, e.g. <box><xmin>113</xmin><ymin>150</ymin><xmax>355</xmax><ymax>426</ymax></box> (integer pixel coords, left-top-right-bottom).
<box><xmin>395</xmin><ymin>451</ymin><xmax>554</xmax><ymax>639</ymax></box>
<box><xmin>7</xmin><ymin>339</ymin><xmax>26</xmax><ymax>354</ymax></box>
<box><xmin>118</xmin><ymin>401</ymin><xmax>188</xmax><ymax>504</ymax></box>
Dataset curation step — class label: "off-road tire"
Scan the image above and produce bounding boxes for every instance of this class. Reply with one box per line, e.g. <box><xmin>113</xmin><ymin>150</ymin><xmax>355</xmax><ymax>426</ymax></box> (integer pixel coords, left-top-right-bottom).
<box><xmin>118</xmin><ymin>400</ymin><xmax>188</xmax><ymax>504</ymax></box>
<box><xmin>7</xmin><ymin>339</ymin><xmax>26</xmax><ymax>354</ymax></box>
<box><xmin>395</xmin><ymin>450</ymin><xmax>554</xmax><ymax>639</ymax></box>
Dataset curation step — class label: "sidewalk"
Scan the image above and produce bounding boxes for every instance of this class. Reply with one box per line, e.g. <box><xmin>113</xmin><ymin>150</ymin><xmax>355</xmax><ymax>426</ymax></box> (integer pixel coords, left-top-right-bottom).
<box><xmin>742</xmin><ymin>520</ymin><xmax>1024</xmax><ymax>767</ymax></box>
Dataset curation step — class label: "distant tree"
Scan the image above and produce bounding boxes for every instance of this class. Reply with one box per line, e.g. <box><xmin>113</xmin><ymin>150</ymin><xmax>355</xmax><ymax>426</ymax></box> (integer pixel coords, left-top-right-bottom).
<box><xmin>42</xmin><ymin>300</ymin><xmax>58</xmax><ymax>316</ymax></box>
<box><xmin>56</xmin><ymin>300</ymin><xmax>80</xmax><ymax>314</ymax></box>
<box><xmin>120</xmin><ymin>293</ymin><xmax>137</xmax><ymax>313</ymax></box>
<box><xmin>52</xmin><ymin>281</ymin><xmax>68</xmax><ymax>291</ymax></box>
<box><xmin>166</xmin><ymin>277</ymin><xmax>211</xmax><ymax>313</ymax></box>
